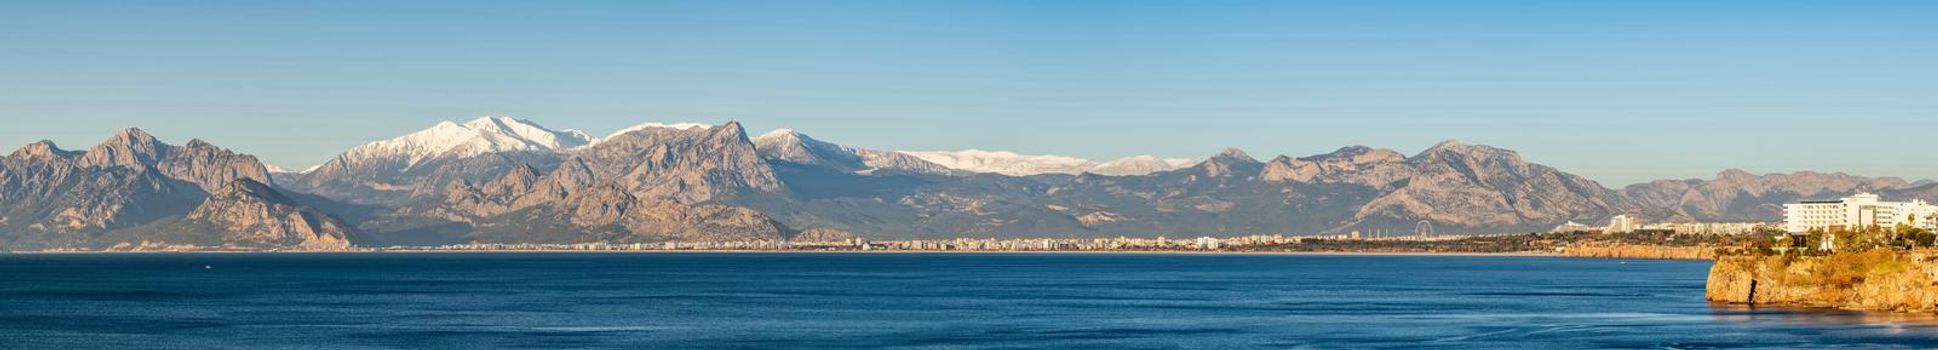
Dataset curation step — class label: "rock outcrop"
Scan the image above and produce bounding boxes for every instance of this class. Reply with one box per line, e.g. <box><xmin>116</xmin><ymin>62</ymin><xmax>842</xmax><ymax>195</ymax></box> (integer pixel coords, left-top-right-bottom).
<box><xmin>181</xmin><ymin>179</ymin><xmax>355</xmax><ymax>250</ymax></box>
<box><xmin>1561</xmin><ymin>243</ymin><xmax>1715</xmax><ymax>260</ymax></box>
<box><xmin>1708</xmin><ymin>251</ymin><xmax>1938</xmax><ymax>312</ymax></box>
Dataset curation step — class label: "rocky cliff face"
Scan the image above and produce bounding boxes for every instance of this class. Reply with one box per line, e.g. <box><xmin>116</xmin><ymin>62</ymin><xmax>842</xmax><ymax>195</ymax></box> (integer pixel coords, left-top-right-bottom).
<box><xmin>575</xmin><ymin>121</ymin><xmax>780</xmax><ymax>203</ymax></box>
<box><xmin>76</xmin><ymin>129</ymin><xmax>271</xmax><ymax>190</ymax></box>
<box><xmin>1708</xmin><ymin>251</ymin><xmax>1938</xmax><ymax>312</ymax></box>
<box><xmin>180</xmin><ymin>179</ymin><xmax>355</xmax><ymax>250</ymax></box>
<box><xmin>1561</xmin><ymin>243</ymin><xmax>1714</xmax><ymax>260</ymax></box>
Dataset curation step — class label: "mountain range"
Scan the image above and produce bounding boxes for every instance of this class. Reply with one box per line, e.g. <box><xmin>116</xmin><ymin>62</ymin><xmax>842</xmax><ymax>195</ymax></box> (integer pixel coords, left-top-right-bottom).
<box><xmin>5</xmin><ymin>116</ymin><xmax>1934</xmax><ymax>250</ymax></box>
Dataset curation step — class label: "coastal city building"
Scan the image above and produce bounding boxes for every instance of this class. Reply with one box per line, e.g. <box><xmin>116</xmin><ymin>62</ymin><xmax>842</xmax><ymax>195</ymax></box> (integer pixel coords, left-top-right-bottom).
<box><xmin>1551</xmin><ymin>221</ymin><xmax>1593</xmax><ymax>233</ymax></box>
<box><xmin>1605</xmin><ymin>215</ymin><xmax>1638</xmax><ymax>234</ymax></box>
<box><xmin>1646</xmin><ymin>222</ymin><xmax>1772</xmax><ymax>235</ymax></box>
<box><xmin>1784</xmin><ymin>193</ymin><xmax>1938</xmax><ymax>233</ymax></box>
<box><xmin>1552</xmin><ymin>216</ymin><xmax>1771</xmax><ymax>236</ymax></box>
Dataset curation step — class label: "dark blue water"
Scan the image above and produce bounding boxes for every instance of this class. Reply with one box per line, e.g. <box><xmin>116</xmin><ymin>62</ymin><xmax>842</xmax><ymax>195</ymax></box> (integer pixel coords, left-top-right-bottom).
<box><xmin>3</xmin><ymin>253</ymin><xmax>1937</xmax><ymax>349</ymax></box>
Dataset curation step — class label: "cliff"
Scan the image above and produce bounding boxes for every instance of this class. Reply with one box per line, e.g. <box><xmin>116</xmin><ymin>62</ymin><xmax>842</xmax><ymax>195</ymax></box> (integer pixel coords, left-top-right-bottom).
<box><xmin>1707</xmin><ymin>250</ymin><xmax>1938</xmax><ymax>312</ymax></box>
<box><xmin>1560</xmin><ymin>244</ymin><xmax>1715</xmax><ymax>260</ymax></box>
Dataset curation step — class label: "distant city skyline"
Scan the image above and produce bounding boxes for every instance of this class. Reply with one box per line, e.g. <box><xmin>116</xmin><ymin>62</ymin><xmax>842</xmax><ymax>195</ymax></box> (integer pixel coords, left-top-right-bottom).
<box><xmin>4</xmin><ymin>0</ymin><xmax>1936</xmax><ymax>185</ymax></box>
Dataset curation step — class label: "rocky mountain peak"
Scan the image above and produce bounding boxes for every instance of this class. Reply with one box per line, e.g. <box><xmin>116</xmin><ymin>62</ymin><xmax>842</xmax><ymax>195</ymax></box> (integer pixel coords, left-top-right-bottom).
<box><xmin>1196</xmin><ymin>147</ymin><xmax>1264</xmax><ymax>178</ymax></box>
<box><xmin>711</xmin><ymin>121</ymin><xmax>751</xmax><ymax>142</ymax></box>
<box><xmin>757</xmin><ymin>128</ymin><xmax>803</xmax><ymax>140</ymax></box>
<box><xmin>81</xmin><ymin>127</ymin><xmax>170</xmax><ymax>169</ymax></box>
<box><xmin>1715</xmin><ymin>168</ymin><xmax>1757</xmax><ymax>180</ymax></box>
<box><xmin>8</xmin><ymin>140</ymin><xmax>78</xmax><ymax>162</ymax></box>
<box><xmin>571</xmin><ymin>121</ymin><xmax>780</xmax><ymax>202</ymax></box>
<box><xmin>751</xmin><ymin>128</ymin><xmax>876</xmax><ymax>171</ymax></box>
<box><xmin>1214</xmin><ymin>148</ymin><xmax>1256</xmax><ymax>163</ymax></box>
<box><xmin>1410</xmin><ymin>140</ymin><xmax>1523</xmax><ymax>166</ymax></box>
<box><xmin>1260</xmin><ymin>145</ymin><xmax>1414</xmax><ymax>185</ymax></box>
<box><xmin>1311</xmin><ymin>146</ymin><xmax>1406</xmax><ymax>163</ymax></box>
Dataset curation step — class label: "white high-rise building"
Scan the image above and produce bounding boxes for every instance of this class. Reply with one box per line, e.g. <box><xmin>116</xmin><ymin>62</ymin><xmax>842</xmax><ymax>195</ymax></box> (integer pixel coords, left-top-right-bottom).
<box><xmin>1605</xmin><ymin>214</ymin><xmax>1638</xmax><ymax>234</ymax></box>
<box><xmin>1783</xmin><ymin>193</ymin><xmax>1938</xmax><ymax>233</ymax></box>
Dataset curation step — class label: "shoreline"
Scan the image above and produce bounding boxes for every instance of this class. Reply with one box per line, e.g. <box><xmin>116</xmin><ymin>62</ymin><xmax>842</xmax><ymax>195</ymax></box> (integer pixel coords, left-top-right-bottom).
<box><xmin>4</xmin><ymin>249</ymin><xmax>1617</xmax><ymax>258</ymax></box>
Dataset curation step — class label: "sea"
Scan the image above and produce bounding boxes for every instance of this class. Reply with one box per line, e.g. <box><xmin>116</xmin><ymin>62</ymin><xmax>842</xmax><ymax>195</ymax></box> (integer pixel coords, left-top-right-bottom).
<box><xmin>4</xmin><ymin>253</ymin><xmax>1938</xmax><ymax>349</ymax></box>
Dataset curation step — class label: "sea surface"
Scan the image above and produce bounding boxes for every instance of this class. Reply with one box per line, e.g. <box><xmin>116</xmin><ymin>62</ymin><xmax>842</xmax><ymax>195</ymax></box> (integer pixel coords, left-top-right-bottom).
<box><xmin>4</xmin><ymin>253</ymin><xmax>1938</xmax><ymax>349</ymax></box>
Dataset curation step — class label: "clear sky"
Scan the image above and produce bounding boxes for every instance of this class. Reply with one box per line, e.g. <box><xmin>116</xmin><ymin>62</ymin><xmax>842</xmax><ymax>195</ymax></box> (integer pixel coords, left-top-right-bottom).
<box><xmin>2</xmin><ymin>0</ymin><xmax>1934</xmax><ymax>185</ymax></box>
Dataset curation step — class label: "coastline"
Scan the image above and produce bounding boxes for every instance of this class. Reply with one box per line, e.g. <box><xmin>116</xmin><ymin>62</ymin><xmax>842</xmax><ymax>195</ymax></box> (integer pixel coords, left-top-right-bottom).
<box><xmin>5</xmin><ymin>249</ymin><xmax>1586</xmax><ymax>258</ymax></box>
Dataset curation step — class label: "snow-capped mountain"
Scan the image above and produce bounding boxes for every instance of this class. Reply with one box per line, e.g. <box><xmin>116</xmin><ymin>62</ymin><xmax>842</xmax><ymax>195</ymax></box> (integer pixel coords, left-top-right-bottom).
<box><xmin>333</xmin><ymin>116</ymin><xmax>593</xmax><ymax>168</ymax></box>
<box><xmin>1090</xmin><ymin>155</ymin><xmax>1199</xmax><ymax>176</ymax></box>
<box><xmin>751</xmin><ymin>129</ymin><xmax>953</xmax><ymax>174</ymax></box>
<box><xmin>898</xmin><ymin>150</ymin><xmax>1193</xmax><ymax>176</ymax></box>
<box><xmin>600</xmin><ymin>122</ymin><xmax>713</xmax><ymax>143</ymax></box>
<box><xmin>752</xmin><ymin>129</ymin><xmax>865</xmax><ymax>170</ymax></box>
<box><xmin>285</xmin><ymin>116</ymin><xmax>593</xmax><ymax>204</ymax></box>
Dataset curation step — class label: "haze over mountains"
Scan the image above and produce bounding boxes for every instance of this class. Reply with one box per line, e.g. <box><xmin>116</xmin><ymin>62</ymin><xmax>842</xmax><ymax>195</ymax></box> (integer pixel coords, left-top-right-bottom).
<box><xmin>5</xmin><ymin>116</ymin><xmax>1935</xmax><ymax>251</ymax></box>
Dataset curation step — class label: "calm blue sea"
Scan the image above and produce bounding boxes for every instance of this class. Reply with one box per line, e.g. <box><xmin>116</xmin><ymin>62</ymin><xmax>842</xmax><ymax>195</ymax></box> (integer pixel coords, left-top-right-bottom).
<box><xmin>3</xmin><ymin>253</ymin><xmax>1936</xmax><ymax>349</ymax></box>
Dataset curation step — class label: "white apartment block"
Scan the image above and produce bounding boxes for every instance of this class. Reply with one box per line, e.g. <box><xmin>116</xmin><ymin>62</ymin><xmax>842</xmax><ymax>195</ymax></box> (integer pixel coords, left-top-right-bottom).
<box><xmin>1605</xmin><ymin>215</ymin><xmax>1638</xmax><ymax>234</ymax></box>
<box><xmin>1784</xmin><ymin>193</ymin><xmax>1938</xmax><ymax>233</ymax></box>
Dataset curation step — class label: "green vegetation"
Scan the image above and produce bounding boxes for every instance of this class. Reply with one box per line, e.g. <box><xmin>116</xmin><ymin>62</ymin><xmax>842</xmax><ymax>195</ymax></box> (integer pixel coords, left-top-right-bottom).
<box><xmin>1723</xmin><ymin>219</ymin><xmax>1936</xmax><ymax>257</ymax></box>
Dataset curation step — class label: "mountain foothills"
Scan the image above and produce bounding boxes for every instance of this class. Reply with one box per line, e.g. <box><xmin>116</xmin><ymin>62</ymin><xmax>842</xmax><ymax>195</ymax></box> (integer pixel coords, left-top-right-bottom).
<box><xmin>4</xmin><ymin>116</ymin><xmax>1935</xmax><ymax>250</ymax></box>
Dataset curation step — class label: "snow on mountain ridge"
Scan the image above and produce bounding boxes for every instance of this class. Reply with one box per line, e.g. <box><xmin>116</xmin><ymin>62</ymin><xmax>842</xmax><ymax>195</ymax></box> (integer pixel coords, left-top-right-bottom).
<box><xmin>334</xmin><ymin>116</ymin><xmax>595</xmax><ymax>168</ymax></box>
<box><xmin>1090</xmin><ymin>155</ymin><xmax>1199</xmax><ymax>176</ymax></box>
<box><xmin>318</xmin><ymin>117</ymin><xmax>1190</xmax><ymax>177</ymax></box>
<box><xmin>899</xmin><ymin>150</ymin><xmax>1192</xmax><ymax>176</ymax></box>
<box><xmin>461</xmin><ymin>116</ymin><xmax>593</xmax><ymax>150</ymax></box>
<box><xmin>601</xmin><ymin>122</ymin><xmax>713</xmax><ymax>142</ymax></box>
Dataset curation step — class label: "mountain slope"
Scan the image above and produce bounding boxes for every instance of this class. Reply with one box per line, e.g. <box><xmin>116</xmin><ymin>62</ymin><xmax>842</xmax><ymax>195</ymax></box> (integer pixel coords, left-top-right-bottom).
<box><xmin>404</xmin><ymin>122</ymin><xmax>799</xmax><ymax>243</ymax></box>
<box><xmin>172</xmin><ymin>179</ymin><xmax>356</xmax><ymax>250</ymax></box>
<box><xmin>1347</xmin><ymin>141</ymin><xmax>1625</xmax><ymax>233</ymax></box>
<box><xmin>287</xmin><ymin>116</ymin><xmax>586</xmax><ymax>205</ymax></box>
<box><xmin>751</xmin><ymin>129</ymin><xmax>954</xmax><ymax>174</ymax></box>
<box><xmin>1622</xmin><ymin>169</ymin><xmax>1925</xmax><ymax>222</ymax></box>
<box><xmin>0</xmin><ymin>130</ymin><xmax>347</xmax><ymax>250</ymax></box>
<box><xmin>899</xmin><ymin>149</ymin><xmax>1193</xmax><ymax>176</ymax></box>
<box><xmin>574</xmin><ymin>121</ymin><xmax>780</xmax><ymax>203</ymax></box>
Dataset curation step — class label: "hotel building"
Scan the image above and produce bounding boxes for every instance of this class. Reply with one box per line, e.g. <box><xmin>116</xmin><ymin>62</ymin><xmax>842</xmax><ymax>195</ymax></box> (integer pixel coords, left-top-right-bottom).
<box><xmin>1783</xmin><ymin>193</ymin><xmax>1938</xmax><ymax>233</ymax></box>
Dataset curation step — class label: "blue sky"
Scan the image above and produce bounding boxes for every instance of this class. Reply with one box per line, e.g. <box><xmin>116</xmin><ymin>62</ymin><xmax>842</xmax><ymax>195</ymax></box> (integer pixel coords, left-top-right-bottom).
<box><xmin>2</xmin><ymin>0</ymin><xmax>1934</xmax><ymax>185</ymax></box>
